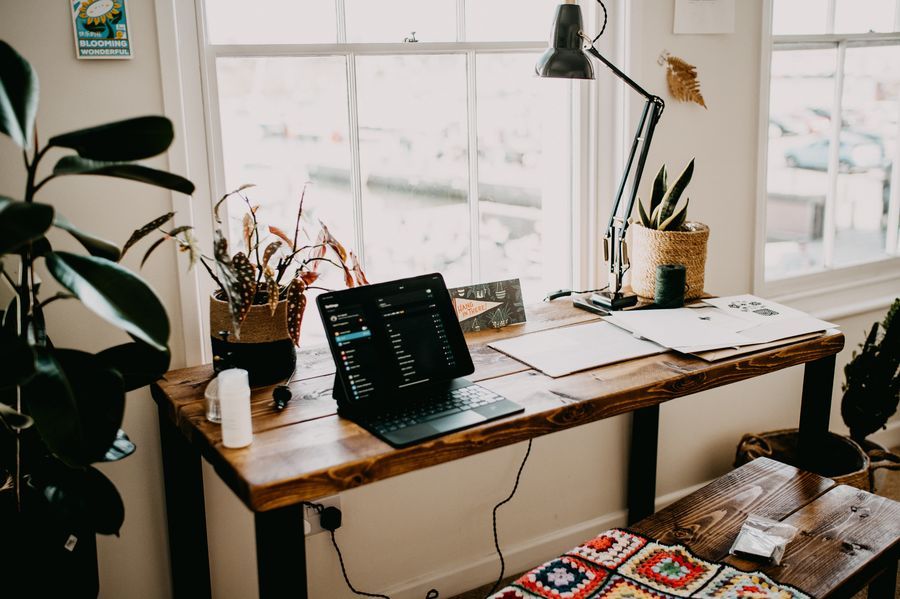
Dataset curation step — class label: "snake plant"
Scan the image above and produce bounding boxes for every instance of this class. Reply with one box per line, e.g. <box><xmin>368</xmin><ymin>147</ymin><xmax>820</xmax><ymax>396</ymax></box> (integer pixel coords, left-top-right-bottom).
<box><xmin>637</xmin><ymin>158</ymin><xmax>694</xmax><ymax>231</ymax></box>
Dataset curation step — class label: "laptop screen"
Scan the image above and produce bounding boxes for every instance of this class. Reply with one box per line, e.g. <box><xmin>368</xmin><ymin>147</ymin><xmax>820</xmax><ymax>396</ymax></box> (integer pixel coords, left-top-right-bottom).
<box><xmin>317</xmin><ymin>273</ymin><xmax>474</xmax><ymax>406</ymax></box>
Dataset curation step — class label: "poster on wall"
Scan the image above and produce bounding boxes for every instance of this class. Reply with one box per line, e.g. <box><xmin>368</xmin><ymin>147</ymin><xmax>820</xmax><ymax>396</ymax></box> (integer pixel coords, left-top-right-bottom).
<box><xmin>673</xmin><ymin>0</ymin><xmax>735</xmax><ymax>34</ymax></box>
<box><xmin>71</xmin><ymin>0</ymin><xmax>133</xmax><ymax>59</ymax></box>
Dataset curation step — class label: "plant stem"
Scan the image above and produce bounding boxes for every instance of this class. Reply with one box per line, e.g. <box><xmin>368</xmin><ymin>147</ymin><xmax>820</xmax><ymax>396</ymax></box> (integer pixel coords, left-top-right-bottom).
<box><xmin>291</xmin><ymin>183</ymin><xmax>309</xmax><ymax>252</ymax></box>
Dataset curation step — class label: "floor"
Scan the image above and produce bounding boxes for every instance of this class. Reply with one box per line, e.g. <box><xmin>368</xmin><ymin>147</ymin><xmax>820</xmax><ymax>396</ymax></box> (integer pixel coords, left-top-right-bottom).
<box><xmin>450</xmin><ymin>451</ymin><xmax>900</xmax><ymax>599</ymax></box>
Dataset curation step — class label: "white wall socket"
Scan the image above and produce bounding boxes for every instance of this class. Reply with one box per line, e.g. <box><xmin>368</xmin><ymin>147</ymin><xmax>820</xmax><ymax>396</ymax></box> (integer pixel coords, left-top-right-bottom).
<box><xmin>303</xmin><ymin>495</ymin><xmax>342</xmax><ymax>536</ymax></box>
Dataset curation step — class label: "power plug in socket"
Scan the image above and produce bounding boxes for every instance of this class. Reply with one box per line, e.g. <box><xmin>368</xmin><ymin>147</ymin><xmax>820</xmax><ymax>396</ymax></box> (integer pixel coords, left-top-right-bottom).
<box><xmin>303</xmin><ymin>495</ymin><xmax>341</xmax><ymax>536</ymax></box>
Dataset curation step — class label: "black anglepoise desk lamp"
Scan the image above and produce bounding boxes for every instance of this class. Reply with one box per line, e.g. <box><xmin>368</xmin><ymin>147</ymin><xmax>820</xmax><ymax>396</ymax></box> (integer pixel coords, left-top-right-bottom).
<box><xmin>536</xmin><ymin>0</ymin><xmax>664</xmax><ymax>310</ymax></box>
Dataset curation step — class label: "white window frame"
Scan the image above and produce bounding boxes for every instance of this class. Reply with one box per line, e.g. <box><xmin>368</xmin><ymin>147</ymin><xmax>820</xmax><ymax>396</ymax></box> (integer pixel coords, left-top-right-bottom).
<box><xmin>754</xmin><ymin>0</ymin><xmax>900</xmax><ymax>307</ymax></box>
<box><xmin>154</xmin><ymin>0</ymin><xmax>624</xmax><ymax>365</ymax></box>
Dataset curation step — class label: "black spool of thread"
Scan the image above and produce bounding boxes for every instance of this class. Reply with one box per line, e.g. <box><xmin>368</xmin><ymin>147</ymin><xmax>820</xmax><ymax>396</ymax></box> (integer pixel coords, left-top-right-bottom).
<box><xmin>655</xmin><ymin>264</ymin><xmax>686</xmax><ymax>308</ymax></box>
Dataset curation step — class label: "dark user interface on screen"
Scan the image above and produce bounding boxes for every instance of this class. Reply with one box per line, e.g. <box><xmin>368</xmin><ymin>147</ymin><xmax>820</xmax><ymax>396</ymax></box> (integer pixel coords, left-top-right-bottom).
<box><xmin>320</xmin><ymin>281</ymin><xmax>463</xmax><ymax>404</ymax></box>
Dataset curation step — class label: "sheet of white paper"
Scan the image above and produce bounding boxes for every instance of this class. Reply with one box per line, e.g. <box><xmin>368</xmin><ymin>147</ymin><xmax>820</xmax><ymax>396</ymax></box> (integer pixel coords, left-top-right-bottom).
<box><xmin>604</xmin><ymin>308</ymin><xmax>747</xmax><ymax>350</ymax></box>
<box><xmin>674</xmin><ymin>0</ymin><xmax>736</xmax><ymax>34</ymax></box>
<box><xmin>703</xmin><ymin>295</ymin><xmax>809</xmax><ymax>327</ymax></box>
<box><xmin>603</xmin><ymin>296</ymin><xmax>837</xmax><ymax>353</ymax></box>
<box><xmin>488</xmin><ymin>321</ymin><xmax>664</xmax><ymax>378</ymax></box>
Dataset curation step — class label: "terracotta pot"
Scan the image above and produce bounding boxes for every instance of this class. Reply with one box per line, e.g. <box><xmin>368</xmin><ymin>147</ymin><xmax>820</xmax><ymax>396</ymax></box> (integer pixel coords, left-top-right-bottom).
<box><xmin>209</xmin><ymin>294</ymin><xmax>296</xmax><ymax>387</ymax></box>
<box><xmin>629</xmin><ymin>222</ymin><xmax>709</xmax><ymax>300</ymax></box>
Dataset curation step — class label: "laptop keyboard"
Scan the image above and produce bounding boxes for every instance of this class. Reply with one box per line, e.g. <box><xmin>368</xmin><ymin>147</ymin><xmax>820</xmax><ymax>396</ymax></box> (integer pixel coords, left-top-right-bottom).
<box><xmin>372</xmin><ymin>385</ymin><xmax>505</xmax><ymax>434</ymax></box>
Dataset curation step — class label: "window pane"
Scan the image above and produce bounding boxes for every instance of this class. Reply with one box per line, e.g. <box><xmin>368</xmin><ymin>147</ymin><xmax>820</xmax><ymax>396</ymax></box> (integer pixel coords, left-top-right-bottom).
<box><xmin>466</xmin><ymin>0</ymin><xmax>558</xmax><ymax>42</ymax></box>
<box><xmin>205</xmin><ymin>1</ymin><xmax>336</xmax><ymax>44</ymax></box>
<box><xmin>216</xmin><ymin>56</ymin><xmax>354</xmax><ymax>344</ymax></box>
<box><xmin>832</xmin><ymin>45</ymin><xmax>900</xmax><ymax>267</ymax></box>
<box><xmin>346</xmin><ymin>0</ymin><xmax>456</xmax><ymax>43</ymax></box>
<box><xmin>355</xmin><ymin>55</ymin><xmax>470</xmax><ymax>285</ymax></box>
<box><xmin>835</xmin><ymin>0</ymin><xmax>897</xmax><ymax>33</ymax></box>
<box><xmin>476</xmin><ymin>53</ymin><xmax>572</xmax><ymax>302</ymax></box>
<box><xmin>765</xmin><ymin>48</ymin><xmax>837</xmax><ymax>280</ymax></box>
<box><xmin>772</xmin><ymin>0</ymin><xmax>828</xmax><ymax>35</ymax></box>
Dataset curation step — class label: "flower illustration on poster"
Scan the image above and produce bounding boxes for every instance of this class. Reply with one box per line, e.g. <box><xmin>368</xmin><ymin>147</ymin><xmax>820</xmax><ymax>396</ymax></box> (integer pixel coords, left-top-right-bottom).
<box><xmin>71</xmin><ymin>0</ymin><xmax>132</xmax><ymax>59</ymax></box>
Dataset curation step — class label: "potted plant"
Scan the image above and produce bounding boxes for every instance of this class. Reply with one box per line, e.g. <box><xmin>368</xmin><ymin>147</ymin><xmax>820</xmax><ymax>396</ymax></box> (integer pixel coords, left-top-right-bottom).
<box><xmin>735</xmin><ymin>298</ymin><xmax>900</xmax><ymax>490</ymax></box>
<box><xmin>630</xmin><ymin>159</ymin><xmax>709</xmax><ymax>300</ymax></box>
<box><xmin>0</xmin><ymin>41</ymin><xmax>193</xmax><ymax>596</ymax></box>
<box><xmin>135</xmin><ymin>183</ymin><xmax>367</xmax><ymax>386</ymax></box>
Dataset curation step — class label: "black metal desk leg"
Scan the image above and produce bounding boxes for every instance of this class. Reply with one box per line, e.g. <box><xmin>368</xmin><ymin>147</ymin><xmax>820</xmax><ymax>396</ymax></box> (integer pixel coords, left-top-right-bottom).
<box><xmin>627</xmin><ymin>404</ymin><xmax>660</xmax><ymax>525</ymax></box>
<box><xmin>256</xmin><ymin>505</ymin><xmax>306</xmax><ymax>599</ymax></box>
<box><xmin>798</xmin><ymin>355</ymin><xmax>836</xmax><ymax>469</ymax></box>
<box><xmin>157</xmin><ymin>403</ymin><xmax>213</xmax><ymax>599</ymax></box>
<box><xmin>868</xmin><ymin>562</ymin><xmax>898</xmax><ymax>599</ymax></box>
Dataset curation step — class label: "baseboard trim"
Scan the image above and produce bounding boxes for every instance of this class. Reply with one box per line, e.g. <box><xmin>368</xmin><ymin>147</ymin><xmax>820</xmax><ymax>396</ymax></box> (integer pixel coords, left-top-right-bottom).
<box><xmin>381</xmin><ymin>479</ymin><xmax>713</xmax><ymax>599</ymax></box>
<box><xmin>869</xmin><ymin>418</ymin><xmax>900</xmax><ymax>450</ymax></box>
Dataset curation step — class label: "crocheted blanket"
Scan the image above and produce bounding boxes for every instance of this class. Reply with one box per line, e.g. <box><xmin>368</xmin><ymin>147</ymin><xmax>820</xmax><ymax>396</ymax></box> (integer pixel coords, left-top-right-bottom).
<box><xmin>490</xmin><ymin>528</ymin><xmax>811</xmax><ymax>598</ymax></box>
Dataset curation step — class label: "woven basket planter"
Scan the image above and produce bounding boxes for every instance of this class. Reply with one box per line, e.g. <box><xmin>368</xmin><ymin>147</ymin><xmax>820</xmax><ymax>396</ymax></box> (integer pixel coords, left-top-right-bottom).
<box><xmin>630</xmin><ymin>222</ymin><xmax>709</xmax><ymax>300</ymax></box>
<box><xmin>734</xmin><ymin>428</ymin><xmax>900</xmax><ymax>492</ymax></box>
<box><xmin>209</xmin><ymin>294</ymin><xmax>296</xmax><ymax>386</ymax></box>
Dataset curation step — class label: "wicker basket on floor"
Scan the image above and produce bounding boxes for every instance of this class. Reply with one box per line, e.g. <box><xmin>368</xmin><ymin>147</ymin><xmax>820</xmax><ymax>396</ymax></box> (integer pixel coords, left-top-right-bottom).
<box><xmin>734</xmin><ymin>428</ymin><xmax>900</xmax><ymax>492</ymax></box>
<box><xmin>630</xmin><ymin>222</ymin><xmax>709</xmax><ymax>300</ymax></box>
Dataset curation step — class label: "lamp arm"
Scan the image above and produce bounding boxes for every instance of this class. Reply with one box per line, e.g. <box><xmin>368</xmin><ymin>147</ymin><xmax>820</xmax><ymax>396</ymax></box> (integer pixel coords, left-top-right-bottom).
<box><xmin>584</xmin><ymin>45</ymin><xmax>655</xmax><ymax>102</ymax></box>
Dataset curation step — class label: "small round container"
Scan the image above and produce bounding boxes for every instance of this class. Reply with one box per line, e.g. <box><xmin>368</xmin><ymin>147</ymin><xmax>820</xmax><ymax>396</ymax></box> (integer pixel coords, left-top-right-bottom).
<box><xmin>204</xmin><ymin>378</ymin><xmax>221</xmax><ymax>423</ymax></box>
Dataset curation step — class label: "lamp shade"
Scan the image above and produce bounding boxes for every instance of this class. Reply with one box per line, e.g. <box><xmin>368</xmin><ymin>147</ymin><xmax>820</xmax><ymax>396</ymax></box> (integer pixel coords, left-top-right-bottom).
<box><xmin>535</xmin><ymin>3</ymin><xmax>594</xmax><ymax>79</ymax></box>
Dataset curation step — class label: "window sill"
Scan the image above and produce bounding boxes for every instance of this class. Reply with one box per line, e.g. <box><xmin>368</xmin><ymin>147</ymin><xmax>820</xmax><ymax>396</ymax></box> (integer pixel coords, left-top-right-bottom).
<box><xmin>757</xmin><ymin>257</ymin><xmax>900</xmax><ymax>320</ymax></box>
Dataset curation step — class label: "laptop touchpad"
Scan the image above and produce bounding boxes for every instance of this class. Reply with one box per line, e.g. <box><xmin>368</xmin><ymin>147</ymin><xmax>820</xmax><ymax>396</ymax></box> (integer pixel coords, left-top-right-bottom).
<box><xmin>430</xmin><ymin>411</ymin><xmax>485</xmax><ymax>432</ymax></box>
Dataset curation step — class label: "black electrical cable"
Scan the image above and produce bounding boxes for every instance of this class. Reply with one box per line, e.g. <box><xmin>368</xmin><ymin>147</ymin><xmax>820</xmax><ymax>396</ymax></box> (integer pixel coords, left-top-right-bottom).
<box><xmin>543</xmin><ymin>285</ymin><xmax>609</xmax><ymax>302</ymax></box>
<box><xmin>592</xmin><ymin>0</ymin><xmax>608</xmax><ymax>43</ymax></box>
<box><xmin>304</xmin><ymin>500</ymin><xmax>440</xmax><ymax>599</ymax></box>
<box><xmin>485</xmin><ymin>439</ymin><xmax>534</xmax><ymax>598</ymax></box>
<box><xmin>328</xmin><ymin>530</ymin><xmax>391</xmax><ymax>599</ymax></box>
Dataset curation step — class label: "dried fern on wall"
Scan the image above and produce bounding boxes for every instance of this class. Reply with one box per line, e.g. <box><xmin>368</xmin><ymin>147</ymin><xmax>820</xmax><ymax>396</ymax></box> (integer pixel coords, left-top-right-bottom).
<box><xmin>659</xmin><ymin>51</ymin><xmax>707</xmax><ymax>109</ymax></box>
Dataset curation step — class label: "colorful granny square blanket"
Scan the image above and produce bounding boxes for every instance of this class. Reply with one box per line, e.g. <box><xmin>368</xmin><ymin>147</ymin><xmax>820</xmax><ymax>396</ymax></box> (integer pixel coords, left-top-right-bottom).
<box><xmin>490</xmin><ymin>529</ymin><xmax>811</xmax><ymax>599</ymax></box>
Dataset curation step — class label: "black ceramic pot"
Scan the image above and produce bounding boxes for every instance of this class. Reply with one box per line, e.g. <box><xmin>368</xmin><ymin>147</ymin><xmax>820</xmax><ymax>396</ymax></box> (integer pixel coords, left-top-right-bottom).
<box><xmin>210</xmin><ymin>294</ymin><xmax>297</xmax><ymax>387</ymax></box>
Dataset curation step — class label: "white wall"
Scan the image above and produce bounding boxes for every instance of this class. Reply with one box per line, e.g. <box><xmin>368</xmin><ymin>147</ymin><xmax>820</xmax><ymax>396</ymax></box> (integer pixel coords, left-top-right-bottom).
<box><xmin>1</xmin><ymin>2</ymin><xmax>897</xmax><ymax>599</ymax></box>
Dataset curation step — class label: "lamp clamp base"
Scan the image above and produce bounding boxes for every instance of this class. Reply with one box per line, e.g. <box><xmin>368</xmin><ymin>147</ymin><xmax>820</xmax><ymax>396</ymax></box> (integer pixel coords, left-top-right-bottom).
<box><xmin>590</xmin><ymin>290</ymin><xmax>638</xmax><ymax>310</ymax></box>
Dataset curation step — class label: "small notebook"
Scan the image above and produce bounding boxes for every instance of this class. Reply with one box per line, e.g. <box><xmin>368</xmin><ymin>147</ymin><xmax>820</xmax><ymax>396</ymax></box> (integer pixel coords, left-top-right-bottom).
<box><xmin>488</xmin><ymin>321</ymin><xmax>665</xmax><ymax>378</ymax></box>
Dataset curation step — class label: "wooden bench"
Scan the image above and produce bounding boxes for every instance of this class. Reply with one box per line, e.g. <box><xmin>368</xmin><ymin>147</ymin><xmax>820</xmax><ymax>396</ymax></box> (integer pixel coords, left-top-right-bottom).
<box><xmin>494</xmin><ymin>458</ymin><xmax>900</xmax><ymax>598</ymax></box>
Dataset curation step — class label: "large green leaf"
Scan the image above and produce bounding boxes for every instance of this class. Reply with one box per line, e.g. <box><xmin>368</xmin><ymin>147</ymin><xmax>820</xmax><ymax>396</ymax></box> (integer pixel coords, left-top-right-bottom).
<box><xmin>53</xmin><ymin>156</ymin><xmax>195</xmax><ymax>195</ymax></box>
<box><xmin>45</xmin><ymin>251</ymin><xmax>169</xmax><ymax>351</ymax></box>
<box><xmin>0</xmin><ymin>40</ymin><xmax>38</xmax><ymax>149</ymax></box>
<box><xmin>97</xmin><ymin>341</ymin><xmax>170</xmax><ymax>391</ymax></box>
<box><xmin>39</xmin><ymin>464</ymin><xmax>125</xmax><ymax>535</ymax></box>
<box><xmin>0</xmin><ymin>326</ymin><xmax>34</xmax><ymax>387</ymax></box>
<box><xmin>54</xmin><ymin>214</ymin><xmax>121</xmax><ymax>261</ymax></box>
<box><xmin>22</xmin><ymin>349</ymin><xmax>125</xmax><ymax>466</ymax></box>
<box><xmin>48</xmin><ymin>116</ymin><xmax>174</xmax><ymax>162</ymax></box>
<box><xmin>0</xmin><ymin>402</ymin><xmax>33</xmax><ymax>430</ymax></box>
<box><xmin>0</xmin><ymin>196</ymin><xmax>54</xmax><ymax>255</ymax></box>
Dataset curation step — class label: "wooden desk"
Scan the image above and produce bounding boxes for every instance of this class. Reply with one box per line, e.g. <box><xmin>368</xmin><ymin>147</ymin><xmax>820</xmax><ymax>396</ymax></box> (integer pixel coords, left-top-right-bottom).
<box><xmin>151</xmin><ymin>301</ymin><xmax>844</xmax><ymax>599</ymax></box>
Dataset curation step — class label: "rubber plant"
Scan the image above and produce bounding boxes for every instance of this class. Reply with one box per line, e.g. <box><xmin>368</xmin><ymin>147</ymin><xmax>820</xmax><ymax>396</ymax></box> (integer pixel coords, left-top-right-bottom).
<box><xmin>0</xmin><ymin>40</ymin><xmax>193</xmax><ymax>591</ymax></box>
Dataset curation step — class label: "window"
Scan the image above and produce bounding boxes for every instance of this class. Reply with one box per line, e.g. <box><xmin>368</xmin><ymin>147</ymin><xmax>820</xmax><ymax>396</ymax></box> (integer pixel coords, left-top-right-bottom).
<box><xmin>762</xmin><ymin>1</ymin><xmax>900</xmax><ymax>283</ymax></box>
<box><xmin>200</xmin><ymin>0</ymin><xmax>576</xmax><ymax>320</ymax></box>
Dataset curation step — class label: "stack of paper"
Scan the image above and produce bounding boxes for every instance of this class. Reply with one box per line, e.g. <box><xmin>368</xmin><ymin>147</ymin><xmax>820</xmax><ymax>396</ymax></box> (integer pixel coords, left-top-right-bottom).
<box><xmin>488</xmin><ymin>321</ymin><xmax>665</xmax><ymax>378</ymax></box>
<box><xmin>603</xmin><ymin>295</ymin><xmax>836</xmax><ymax>358</ymax></box>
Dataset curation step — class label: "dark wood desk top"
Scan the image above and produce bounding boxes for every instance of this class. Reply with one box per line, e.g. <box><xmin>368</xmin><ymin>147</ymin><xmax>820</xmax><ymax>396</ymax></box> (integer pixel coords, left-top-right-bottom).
<box><xmin>151</xmin><ymin>301</ymin><xmax>844</xmax><ymax>512</ymax></box>
<box><xmin>633</xmin><ymin>457</ymin><xmax>900</xmax><ymax>598</ymax></box>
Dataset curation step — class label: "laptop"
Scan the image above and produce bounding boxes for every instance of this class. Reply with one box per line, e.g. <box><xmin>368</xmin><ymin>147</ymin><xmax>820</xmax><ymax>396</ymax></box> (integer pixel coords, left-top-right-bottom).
<box><xmin>317</xmin><ymin>273</ymin><xmax>524</xmax><ymax>448</ymax></box>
